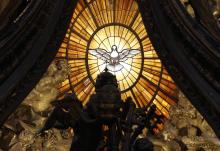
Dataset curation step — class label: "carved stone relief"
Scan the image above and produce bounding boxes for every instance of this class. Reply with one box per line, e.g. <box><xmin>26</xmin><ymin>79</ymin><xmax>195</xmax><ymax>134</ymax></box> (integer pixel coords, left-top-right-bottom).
<box><xmin>0</xmin><ymin>60</ymin><xmax>72</xmax><ymax>151</ymax></box>
<box><xmin>149</xmin><ymin>91</ymin><xmax>220</xmax><ymax>151</ymax></box>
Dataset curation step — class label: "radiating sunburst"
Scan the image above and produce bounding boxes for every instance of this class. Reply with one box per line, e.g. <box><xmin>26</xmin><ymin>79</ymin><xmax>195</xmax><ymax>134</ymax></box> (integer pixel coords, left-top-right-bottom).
<box><xmin>87</xmin><ymin>25</ymin><xmax>142</xmax><ymax>92</ymax></box>
<box><xmin>55</xmin><ymin>0</ymin><xmax>178</xmax><ymax>117</ymax></box>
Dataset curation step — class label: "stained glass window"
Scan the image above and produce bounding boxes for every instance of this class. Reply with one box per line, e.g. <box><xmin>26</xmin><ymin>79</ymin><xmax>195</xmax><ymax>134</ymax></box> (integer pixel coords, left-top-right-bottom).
<box><xmin>55</xmin><ymin>0</ymin><xmax>178</xmax><ymax>117</ymax></box>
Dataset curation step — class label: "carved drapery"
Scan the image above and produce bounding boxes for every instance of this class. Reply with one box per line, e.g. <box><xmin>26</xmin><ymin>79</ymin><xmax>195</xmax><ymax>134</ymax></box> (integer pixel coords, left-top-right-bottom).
<box><xmin>0</xmin><ymin>0</ymin><xmax>77</xmax><ymax>126</ymax></box>
<box><xmin>138</xmin><ymin>0</ymin><xmax>220</xmax><ymax>137</ymax></box>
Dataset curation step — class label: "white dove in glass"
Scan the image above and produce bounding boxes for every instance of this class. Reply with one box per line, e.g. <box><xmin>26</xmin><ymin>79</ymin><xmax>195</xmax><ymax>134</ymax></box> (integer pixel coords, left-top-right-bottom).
<box><xmin>89</xmin><ymin>45</ymin><xmax>140</xmax><ymax>72</ymax></box>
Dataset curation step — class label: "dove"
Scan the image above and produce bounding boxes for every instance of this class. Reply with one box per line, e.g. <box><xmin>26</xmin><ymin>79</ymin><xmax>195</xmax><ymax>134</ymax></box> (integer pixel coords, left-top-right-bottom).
<box><xmin>89</xmin><ymin>45</ymin><xmax>140</xmax><ymax>72</ymax></box>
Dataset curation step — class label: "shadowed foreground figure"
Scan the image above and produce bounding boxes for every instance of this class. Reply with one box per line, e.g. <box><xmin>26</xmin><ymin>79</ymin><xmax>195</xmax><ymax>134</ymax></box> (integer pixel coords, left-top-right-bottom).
<box><xmin>40</xmin><ymin>69</ymin><xmax>163</xmax><ymax>151</ymax></box>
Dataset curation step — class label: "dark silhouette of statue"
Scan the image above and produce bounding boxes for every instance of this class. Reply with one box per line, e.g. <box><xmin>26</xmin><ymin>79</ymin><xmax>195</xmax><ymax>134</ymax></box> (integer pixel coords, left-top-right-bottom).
<box><xmin>40</xmin><ymin>69</ymin><xmax>163</xmax><ymax>151</ymax></box>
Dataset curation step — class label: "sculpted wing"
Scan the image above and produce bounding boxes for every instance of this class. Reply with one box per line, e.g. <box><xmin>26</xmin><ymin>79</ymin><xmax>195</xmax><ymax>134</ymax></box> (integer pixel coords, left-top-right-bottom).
<box><xmin>89</xmin><ymin>48</ymin><xmax>111</xmax><ymax>61</ymax></box>
<box><xmin>119</xmin><ymin>49</ymin><xmax>140</xmax><ymax>62</ymax></box>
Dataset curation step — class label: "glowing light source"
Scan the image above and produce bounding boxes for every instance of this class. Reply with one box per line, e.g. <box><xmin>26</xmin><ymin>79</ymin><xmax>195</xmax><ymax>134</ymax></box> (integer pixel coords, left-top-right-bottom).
<box><xmin>55</xmin><ymin>0</ymin><xmax>178</xmax><ymax>117</ymax></box>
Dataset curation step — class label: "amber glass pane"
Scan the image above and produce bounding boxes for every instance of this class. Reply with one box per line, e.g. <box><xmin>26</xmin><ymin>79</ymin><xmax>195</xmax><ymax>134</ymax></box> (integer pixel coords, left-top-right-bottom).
<box><xmin>55</xmin><ymin>0</ymin><xmax>178</xmax><ymax>117</ymax></box>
